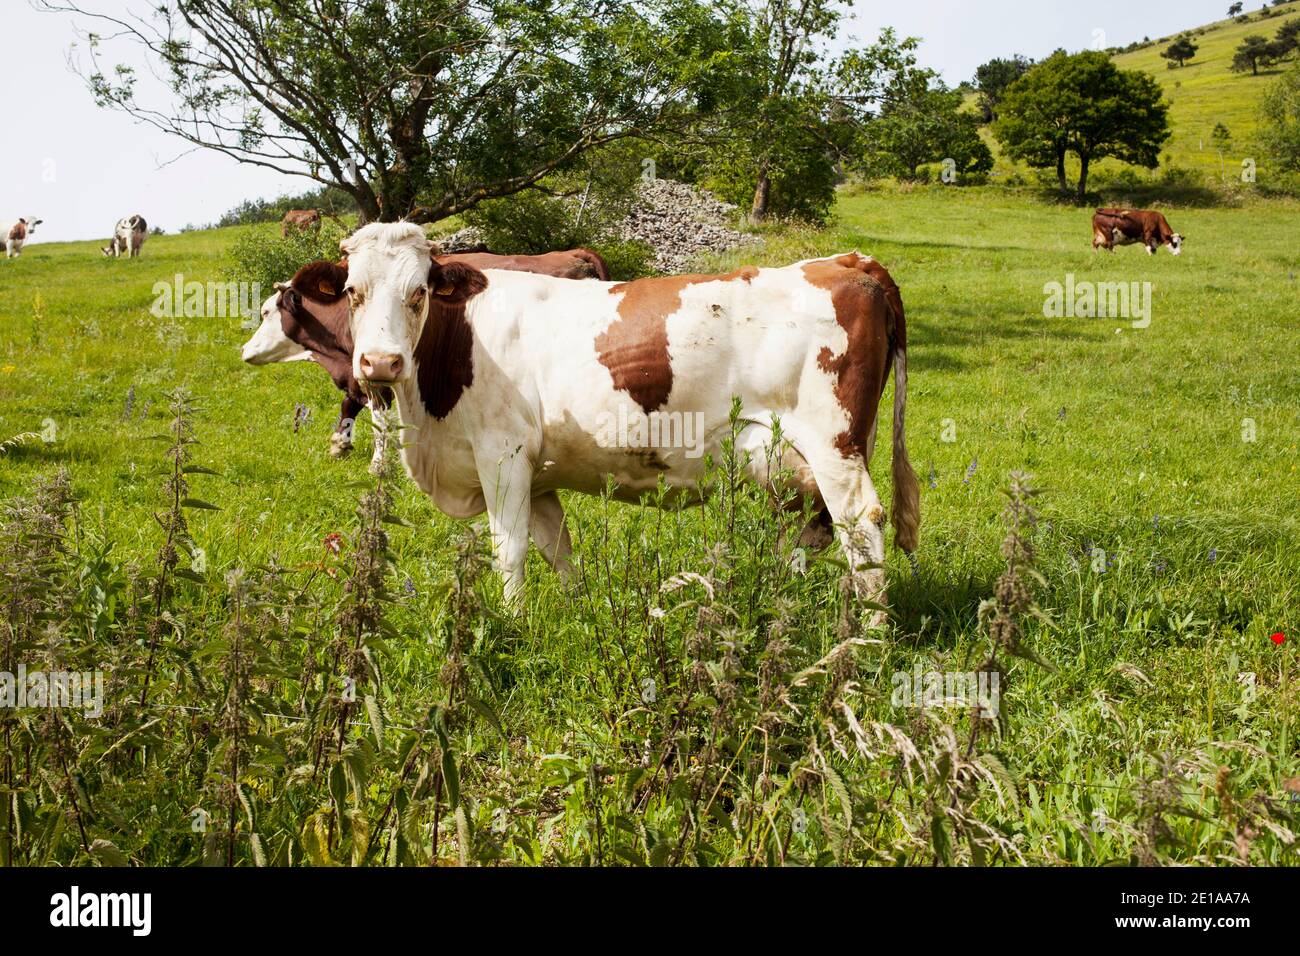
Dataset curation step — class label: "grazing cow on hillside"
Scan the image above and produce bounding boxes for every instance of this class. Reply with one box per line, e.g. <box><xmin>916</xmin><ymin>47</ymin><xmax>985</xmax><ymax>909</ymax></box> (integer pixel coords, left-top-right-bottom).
<box><xmin>102</xmin><ymin>215</ymin><xmax>148</xmax><ymax>258</ymax></box>
<box><xmin>335</xmin><ymin>222</ymin><xmax>919</xmax><ymax>619</ymax></box>
<box><xmin>2</xmin><ymin>217</ymin><xmax>42</xmax><ymax>258</ymax></box>
<box><xmin>1092</xmin><ymin>208</ymin><xmax>1185</xmax><ymax>255</ymax></box>
<box><xmin>241</xmin><ymin>250</ymin><xmax>613</xmax><ymax>472</ymax></box>
<box><xmin>281</xmin><ymin>209</ymin><xmax>322</xmax><ymax>236</ymax></box>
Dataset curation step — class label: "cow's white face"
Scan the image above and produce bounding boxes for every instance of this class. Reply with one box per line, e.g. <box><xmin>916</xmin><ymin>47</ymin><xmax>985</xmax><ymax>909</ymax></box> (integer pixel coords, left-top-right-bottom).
<box><xmin>342</xmin><ymin>223</ymin><xmax>487</xmax><ymax>387</ymax></box>
<box><xmin>241</xmin><ymin>289</ymin><xmax>310</xmax><ymax>364</ymax></box>
<box><xmin>25</xmin><ymin>217</ymin><xmax>41</xmax><ymax>234</ymax></box>
<box><xmin>1168</xmin><ymin>234</ymin><xmax>1184</xmax><ymax>256</ymax></box>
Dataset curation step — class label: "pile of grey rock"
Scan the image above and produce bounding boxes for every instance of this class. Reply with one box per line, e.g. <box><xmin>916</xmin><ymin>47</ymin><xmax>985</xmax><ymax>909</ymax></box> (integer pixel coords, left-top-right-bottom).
<box><xmin>433</xmin><ymin>178</ymin><xmax>760</xmax><ymax>273</ymax></box>
<box><xmin>612</xmin><ymin>177</ymin><xmax>761</xmax><ymax>273</ymax></box>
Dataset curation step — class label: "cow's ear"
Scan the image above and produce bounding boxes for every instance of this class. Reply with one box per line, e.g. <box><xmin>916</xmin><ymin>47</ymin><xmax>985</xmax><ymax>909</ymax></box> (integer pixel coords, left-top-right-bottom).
<box><xmin>428</xmin><ymin>260</ymin><xmax>488</xmax><ymax>304</ymax></box>
<box><xmin>298</xmin><ymin>260</ymin><xmax>348</xmax><ymax>301</ymax></box>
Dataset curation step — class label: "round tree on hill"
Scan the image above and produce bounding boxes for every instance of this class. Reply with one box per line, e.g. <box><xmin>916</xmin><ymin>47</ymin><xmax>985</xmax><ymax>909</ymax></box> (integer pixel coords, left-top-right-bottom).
<box><xmin>993</xmin><ymin>51</ymin><xmax>1170</xmax><ymax>203</ymax></box>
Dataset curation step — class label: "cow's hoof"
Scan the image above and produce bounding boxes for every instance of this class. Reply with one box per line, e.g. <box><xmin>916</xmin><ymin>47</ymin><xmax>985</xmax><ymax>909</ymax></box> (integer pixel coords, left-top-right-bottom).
<box><xmin>367</xmin><ymin>457</ymin><xmax>385</xmax><ymax>477</ymax></box>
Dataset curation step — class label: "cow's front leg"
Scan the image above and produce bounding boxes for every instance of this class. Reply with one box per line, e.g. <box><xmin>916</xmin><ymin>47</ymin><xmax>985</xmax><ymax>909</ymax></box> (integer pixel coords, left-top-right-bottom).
<box><xmin>479</xmin><ymin>451</ymin><xmax>535</xmax><ymax>610</ymax></box>
<box><xmin>330</xmin><ymin>396</ymin><xmax>364</xmax><ymax>459</ymax></box>
<box><xmin>529</xmin><ymin>491</ymin><xmax>575</xmax><ymax>583</ymax></box>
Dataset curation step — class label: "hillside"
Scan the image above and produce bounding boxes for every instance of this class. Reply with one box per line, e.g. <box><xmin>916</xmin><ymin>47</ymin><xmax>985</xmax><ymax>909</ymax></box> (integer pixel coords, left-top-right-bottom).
<box><xmin>1112</xmin><ymin>4</ymin><xmax>1300</xmax><ymax>177</ymax></box>
<box><xmin>974</xmin><ymin>4</ymin><xmax>1300</xmax><ymax>188</ymax></box>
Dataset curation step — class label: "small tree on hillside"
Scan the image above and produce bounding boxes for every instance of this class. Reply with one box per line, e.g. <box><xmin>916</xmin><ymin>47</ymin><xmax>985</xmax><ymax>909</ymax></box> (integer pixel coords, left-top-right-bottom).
<box><xmin>1229</xmin><ymin>2</ymin><xmax>1245</xmax><ymax>16</ymax></box>
<box><xmin>1233</xmin><ymin>35</ymin><xmax>1275</xmax><ymax>74</ymax></box>
<box><xmin>1162</xmin><ymin>36</ymin><xmax>1199</xmax><ymax>67</ymax></box>
<box><xmin>993</xmin><ymin>51</ymin><xmax>1170</xmax><ymax>202</ymax></box>
<box><xmin>860</xmin><ymin>74</ymin><xmax>993</xmax><ymax>180</ymax></box>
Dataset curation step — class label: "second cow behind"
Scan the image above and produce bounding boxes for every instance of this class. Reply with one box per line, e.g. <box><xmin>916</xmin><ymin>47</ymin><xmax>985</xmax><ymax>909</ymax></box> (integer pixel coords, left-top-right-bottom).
<box><xmin>241</xmin><ymin>247</ymin><xmax>612</xmax><ymax>472</ymax></box>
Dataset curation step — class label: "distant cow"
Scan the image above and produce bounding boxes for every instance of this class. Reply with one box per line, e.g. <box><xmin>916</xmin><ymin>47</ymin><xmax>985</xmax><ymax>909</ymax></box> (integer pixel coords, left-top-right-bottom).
<box><xmin>102</xmin><ymin>215</ymin><xmax>148</xmax><ymax>258</ymax></box>
<box><xmin>338</xmin><ymin>222</ymin><xmax>919</xmax><ymax>618</ymax></box>
<box><xmin>241</xmin><ymin>249</ymin><xmax>612</xmax><ymax>472</ymax></box>
<box><xmin>1</xmin><ymin>217</ymin><xmax>42</xmax><ymax>258</ymax></box>
<box><xmin>1092</xmin><ymin>208</ymin><xmax>1184</xmax><ymax>256</ymax></box>
<box><xmin>281</xmin><ymin>209</ymin><xmax>322</xmax><ymax>236</ymax></box>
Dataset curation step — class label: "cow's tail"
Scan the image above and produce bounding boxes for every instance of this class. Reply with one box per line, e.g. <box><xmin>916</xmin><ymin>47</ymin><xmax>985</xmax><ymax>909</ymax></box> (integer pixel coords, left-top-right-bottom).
<box><xmin>856</xmin><ymin>256</ymin><xmax>919</xmax><ymax>554</ymax></box>
<box><xmin>888</xmin><ymin>297</ymin><xmax>919</xmax><ymax>554</ymax></box>
<box><xmin>572</xmin><ymin>247</ymin><xmax>611</xmax><ymax>281</ymax></box>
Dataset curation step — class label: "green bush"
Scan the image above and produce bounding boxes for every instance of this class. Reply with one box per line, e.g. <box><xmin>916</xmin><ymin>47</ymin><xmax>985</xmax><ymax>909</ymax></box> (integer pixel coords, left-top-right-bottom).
<box><xmin>462</xmin><ymin>144</ymin><xmax>654</xmax><ymax>279</ymax></box>
<box><xmin>225</xmin><ymin>222</ymin><xmax>351</xmax><ymax>290</ymax></box>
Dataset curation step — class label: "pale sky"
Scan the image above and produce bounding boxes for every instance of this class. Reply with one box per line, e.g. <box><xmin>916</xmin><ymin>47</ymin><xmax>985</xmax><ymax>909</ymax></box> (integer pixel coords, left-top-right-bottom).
<box><xmin>5</xmin><ymin>0</ymin><xmax>1233</xmax><ymax>244</ymax></box>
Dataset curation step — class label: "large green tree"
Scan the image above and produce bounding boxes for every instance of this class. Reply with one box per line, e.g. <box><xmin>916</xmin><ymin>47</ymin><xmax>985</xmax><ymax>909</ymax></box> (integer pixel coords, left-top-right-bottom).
<box><xmin>993</xmin><ymin>51</ymin><xmax>1170</xmax><ymax>202</ymax></box>
<box><xmin>41</xmin><ymin>0</ymin><xmax>729</xmax><ymax>223</ymax></box>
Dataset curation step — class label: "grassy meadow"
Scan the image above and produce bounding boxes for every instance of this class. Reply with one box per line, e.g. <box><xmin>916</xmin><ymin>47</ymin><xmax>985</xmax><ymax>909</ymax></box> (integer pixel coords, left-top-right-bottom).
<box><xmin>0</xmin><ymin>185</ymin><xmax>1296</xmax><ymax>866</ymax></box>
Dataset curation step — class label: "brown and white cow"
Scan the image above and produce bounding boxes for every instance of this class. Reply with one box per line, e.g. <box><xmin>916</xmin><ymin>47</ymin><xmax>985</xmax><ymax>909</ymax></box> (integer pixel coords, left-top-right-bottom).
<box><xmin>336</xmin><ymin>222</ymin><xmax>919</xmax><ymax>619</ymax></box>
<box><xmin>2</xmin><ymin>217</ymin><xmax>42</xmax><ymax>258</ymax></box>
<box><xmin>102</xmin><ymin>215</ymin><xmax>148</xmax><ymax>258</ymax></box>
<box><xmin>1092</xmin><ymin>208</ymin><xmax>1184</xmax><ymax>256</ymax></box>
<box><xmin>241</xmin><ymin>250</ymin><xmax>613</xmax><ymax>472</ymax></box>
<box><xmin>282</xmin><ymin>209</ymin><xmax>322</xmax><ymax>236</ymax></box>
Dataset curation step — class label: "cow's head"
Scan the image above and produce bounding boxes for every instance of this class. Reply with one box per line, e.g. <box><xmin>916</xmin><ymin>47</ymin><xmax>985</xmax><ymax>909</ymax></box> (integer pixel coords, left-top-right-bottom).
<box><xmin>1167</xmin><ymin>233</ymin><xmax>1185</xmax><ymax>256</ymax></box>
<box><xmin>341</xmin><ymin>222</ymin><xmax>487</xmax><ymax>387</ymax></box>
<box><xmin>241</xmin><ymin>287</ymin><xmax>310</xmax><ymax>364</ymax></box>
<box><xmin>23</xmin><ymin>218</ymin><xmax>42</xmax><ymax>234</ymax></box>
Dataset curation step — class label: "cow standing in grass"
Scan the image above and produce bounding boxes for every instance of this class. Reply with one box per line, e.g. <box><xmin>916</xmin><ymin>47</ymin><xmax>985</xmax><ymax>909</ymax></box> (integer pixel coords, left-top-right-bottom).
<box><xmin>1092</xmin><ymin>208</ymin><xmax>1185</xmax><ymax>255</ymax></box>
<box><xmin>102</xmin><ymin>215</ymin><xmax>148</xmax><ymax>258</ymax></box>
<box><xmin>333</xmin><ymin>222</ymin><xmax>918</xmax><ymax>619</ymax></box>
<box><xmin>242</xmin><ymin>249</ymin><xmax>615</xmax><ymax>472</ymax></box>
<box><xmin>281</xmin><ymin>209</ymin><xmax>322</xmax><ymax>236</ymax></box>
<box><xmin>1</xmin><ymin>217</ymin><xmax>42</xmax><ymax>258</ymax></box>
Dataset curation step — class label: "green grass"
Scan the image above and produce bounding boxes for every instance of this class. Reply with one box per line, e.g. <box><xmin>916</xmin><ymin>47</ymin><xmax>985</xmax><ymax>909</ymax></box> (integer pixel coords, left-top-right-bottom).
<box><xmin>0</xmin><ymin>186</ymin><xmax>1296</xmax><ymax>865</ymax></box>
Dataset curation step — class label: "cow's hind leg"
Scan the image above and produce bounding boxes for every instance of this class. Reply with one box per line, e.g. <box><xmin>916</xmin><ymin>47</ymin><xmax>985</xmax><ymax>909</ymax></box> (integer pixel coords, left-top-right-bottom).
<box><xmin>529</xmin><ymin>491</ymin><xmax>575</xmax><ymax>583</ymax></box>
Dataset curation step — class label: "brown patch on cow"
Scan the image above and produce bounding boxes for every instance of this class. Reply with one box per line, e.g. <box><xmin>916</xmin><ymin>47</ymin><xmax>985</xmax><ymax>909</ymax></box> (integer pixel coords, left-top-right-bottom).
<box><xmin>801</xmin><ymin>253</ymin><xmax>901</xmax><ymax>462</ymax></box>
<box><xmin>597</xmin><ymin>267</ymin><xmax>758</xmax><ymax>414</ymax></box>
<box><xmin>8</xmin><ymin>221</ymin><xmax>26</xmax><ymax>242</ymax></box>
<box><xmin>437</xmin><ymin>249</ymin><xmax>611</xmax><ymax>281</ymax></box>
<box><xmin>414</xmin><ymin>261</ymin><xmax>489</xmax><ymax>420</ymax></box>
<box><xmin>279</xmin><ymin>261</ymin><xmax>357</xmax><ymax>398</ymax></box>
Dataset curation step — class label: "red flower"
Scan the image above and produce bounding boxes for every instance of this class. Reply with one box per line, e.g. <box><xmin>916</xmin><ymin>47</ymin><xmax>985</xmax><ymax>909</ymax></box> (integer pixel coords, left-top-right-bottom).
<box><xmin>1270</xmin><ymin>632</ymin><xmax>1286</xmax><ymax>646</ymax></box>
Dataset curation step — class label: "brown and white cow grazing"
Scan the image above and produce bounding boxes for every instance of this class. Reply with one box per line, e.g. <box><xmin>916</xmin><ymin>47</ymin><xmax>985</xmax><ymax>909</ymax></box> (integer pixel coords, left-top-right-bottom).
<box><xmin>241</xmin><ymin>250</ymin><xmax>612</xmax><ymax>472</ymax></box>
<box><xmin>281</xmin><ymin>209</ymin><xmax>322</xmax><ymax>237</ymax></box>
<box><xmin>102</xmin><ymin>215</ymin><xmax>148</xmax><ymax>258</ymax></box>
<box><xmin>337</xmin><ymin>222</ymin><xmax>919</xmax><ymax>619</ymax></box>
<box><xmin>1092</xmin><ymin>208</ymin><xmax>1184</xmax><ymax>256</ymax></box>
<box><xmin>2</xmin><ymin>217</ymin><xmax>42</xmax><ymax>258</ymax></box>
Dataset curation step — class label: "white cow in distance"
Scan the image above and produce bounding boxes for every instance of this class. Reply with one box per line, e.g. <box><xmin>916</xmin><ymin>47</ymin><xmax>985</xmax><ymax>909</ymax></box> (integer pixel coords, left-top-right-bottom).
<box><xmin>1</xmin><ymin>217</ymin><xmax>42</xmax><ymax>258</ymax></box>
<box><xmin>103</xmin><ymin>215</ymin><xmax>148</xmax><ymax>258</ymax></box>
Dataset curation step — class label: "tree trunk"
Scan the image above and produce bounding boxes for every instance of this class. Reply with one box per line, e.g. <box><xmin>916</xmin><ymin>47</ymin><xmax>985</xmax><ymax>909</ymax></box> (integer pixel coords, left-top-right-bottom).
<box><xmin>1056</xmin><ymin>149</ymin><xmax>1068</xmax><ymax>193</ymax></box>
<box><xmin>1077</xmin><ymin>154</ymin><xmax>1091</xmax><ymax>205</ymax></box>
<box><xmin>750</xmin><ymin>162</ymin><xmax>771</xmax><ymax>224</ymax></box>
